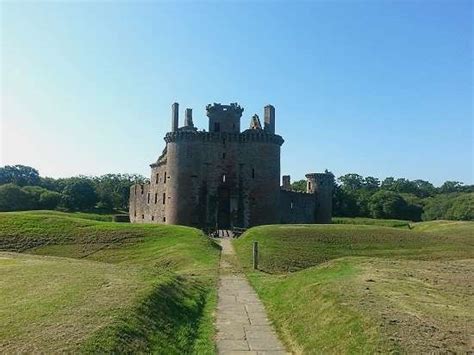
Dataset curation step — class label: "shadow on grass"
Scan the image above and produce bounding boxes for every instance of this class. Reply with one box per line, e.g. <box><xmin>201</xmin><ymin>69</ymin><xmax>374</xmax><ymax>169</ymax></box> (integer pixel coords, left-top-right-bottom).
<box><xmin>81</xmin><ymin>274</ymin><xmax>214</xmax><ymax>354</ymax></box>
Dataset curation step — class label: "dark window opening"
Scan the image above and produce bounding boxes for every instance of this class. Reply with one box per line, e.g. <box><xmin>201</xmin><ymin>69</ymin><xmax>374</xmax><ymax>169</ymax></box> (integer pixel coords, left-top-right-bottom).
<box><xmin>164</xmin><ymin>172</ymin><xmax>167</xmax><ymax>183</ymax></box>
<box><xmin>156</xmin><ymin>173</ymin><xmax>159</xmax><ymax>183</ymax></box>
<box><xmin>134</xmin><ymin>211</ymin><xmax>136</xmax><ymax>217</ymax></box>
<box><xmin>223</xmin><ymin>138</ymin><xmax>226</xmax><ymax>146</ymax></box>
<box><xmin>151</xmin><ymin>216</ymin><xmax>154</xmax><ymax>221</ymax></box>
<box><xmin>222</xmin><ymin>153</ymin><xmax>226</xmax><ymax>159</ymax></box>
<box><xmin>308</xmin><ymin>181</ymin><xmax>312</xmax><ymax>190</ymax></box>
<box><xmin>163</xmin><ymin>217</ymin><xmax>166</xmax><ymax>222</ymax></box>
<box><xmin>147</xmin><ymin>193</ymin><xmax>150</xmax><ymax>204</ymax></box>
<box><xmin>142</xmin><ymin>214</ymin><xmax>144</xmax><ymax>220</ymax></box>
<box><xmin>162</xmin><ymin>193</ymin><xmax>166</xmax><ymax>204</ymax></box>
<box><xmin>252</xmin><ymin>168</ymin><xmax>255</xmax><ymax>179</ymax></box>
<box><xmin>214</xmin><ymin>122</ymin><xmax>220</xmax><ymax>132</ymax></box>
<box><xmin>154</xmin><ymin>193</ymin><xmax>158</xmax><ymax>204</ymax></box>
<box><xmin>140</xmin><ymin>185</ymin><xmax>144</xmax><ymax>194</ymax></box>
<box><xmin>134</xmin><ymin>185</ymin><xmax>137</xmax><ymax>194</ymax></box>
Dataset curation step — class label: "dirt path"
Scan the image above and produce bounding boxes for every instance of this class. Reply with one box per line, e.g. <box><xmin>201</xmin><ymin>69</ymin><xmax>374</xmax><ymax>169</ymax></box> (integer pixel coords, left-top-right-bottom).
<box><xmin>215</xmin><ymin>237</ymin><xmax>287</xmax><ymax>354</ymax></box>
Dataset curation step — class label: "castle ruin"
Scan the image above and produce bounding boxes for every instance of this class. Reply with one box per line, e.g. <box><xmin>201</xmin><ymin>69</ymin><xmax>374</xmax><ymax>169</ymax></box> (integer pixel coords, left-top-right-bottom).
<box><xmin>129</xmin><ymin>102</ymin><xmax>334</xmax><ymax>228</ymax></box>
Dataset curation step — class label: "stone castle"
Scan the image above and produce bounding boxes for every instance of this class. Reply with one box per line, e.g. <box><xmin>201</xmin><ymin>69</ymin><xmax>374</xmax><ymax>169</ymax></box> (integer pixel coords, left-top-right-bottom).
<box><xmin>129</xmin><ymin>102</ymin><xmax>334</xmax><ymax>228</ymax></box>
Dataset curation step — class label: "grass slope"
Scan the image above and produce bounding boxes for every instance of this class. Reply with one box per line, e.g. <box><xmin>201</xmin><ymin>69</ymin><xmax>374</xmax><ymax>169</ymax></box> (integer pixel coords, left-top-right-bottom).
<box><xmin>234</xmin><ymin>223</ymin><xmax>474</xmax><ymax>353</ymax></box>
<box><xmin>0</xmin><ymin>211</ymin><xmax>220</xmax><ymax>353</ymax></box>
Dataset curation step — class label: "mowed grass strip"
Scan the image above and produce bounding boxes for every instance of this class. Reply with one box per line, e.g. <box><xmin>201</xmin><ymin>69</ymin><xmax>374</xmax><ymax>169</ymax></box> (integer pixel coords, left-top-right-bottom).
<box><xmin>234</xmin><ymin>222</ymin><xmax>474</xmax><ymax>353</ymax></box>
<box><xmin>234</xmin><ymin>224</ymin><xmax>473</xmax><ymax>273</ymax></box>
<box><xmin>0</xmin><ymin>211</ymin><xmax>220</xmax><ymax>353</ymax></box>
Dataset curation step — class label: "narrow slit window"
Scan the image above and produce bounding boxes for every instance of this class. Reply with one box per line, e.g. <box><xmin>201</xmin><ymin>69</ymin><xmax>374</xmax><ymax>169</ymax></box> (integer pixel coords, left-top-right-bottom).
<box><xmin>163</xmin><ymin>217</ymin><xmax>166</xmax><ymax>222</ymax></box>
<box><xmin>147</xmin><ymin>193</ymin><xmax>150</xmax><ymax>204</ymax></box>
<box><xmin>162</xmin><ymin>193</ymin><xmax>166</xmax><ymax>204</ymax></box>
<box><xmin>140</xmin><ymin>185</ymin><xmax>144</xmax><ymax>194</ymax></box>
<box><xmin>164</xmin><ymin>172</ymin><xmax>167</xmax><ymax>184</ymax></box>
<box><xmin>222</xmin><ymin>174</ymin><xmax>226</xmax><ymax>183</ymax></box>
<box><xmin>154</xmin><ymin>193</ymin><xmax>158</xmax><ymax>204</ymax></box>
<box><xmin>252</xmin><ymin>168</ymin><xmax>255</xmax><ymax>179</ymax></box>
<box><xmin>222</xmin><ymin>152</ymin><xmax>226</xmax><ymax>159</ymax></box>
<box><xmin>142</xmin><ymin>214</ymin><xmax>144</xmax><ymax>220</ymax></box>
<box><xmin>156</xmin><ymin>173</ymin><xmax>159</xmax><ymax>183</ymax></box>
<box><xmin>151</xmin><ymin>216</ymin><xmax>154</xmax><ymax>221</ymax></box>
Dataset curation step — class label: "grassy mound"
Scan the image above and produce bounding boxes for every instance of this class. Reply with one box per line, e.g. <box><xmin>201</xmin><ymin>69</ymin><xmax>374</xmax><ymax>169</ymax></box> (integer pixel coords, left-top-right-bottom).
<box><xmin>234</xmin><ymin>224</ymin><xmax>472</xmax><ymax>273</ymax></box>
<box><xmin>333</xmin><ymin>217</ymin><xmax>411</xmax><ymax>228</ymax></box>
<box><xmin>0</xmin><ymin>211</ymin><xmax>219</xmax><ymax>353</ymax></box>
<box><xmin>234</xmin><ymin>223</ymin><xmax>474</xmax><ymax>353</ymax></box>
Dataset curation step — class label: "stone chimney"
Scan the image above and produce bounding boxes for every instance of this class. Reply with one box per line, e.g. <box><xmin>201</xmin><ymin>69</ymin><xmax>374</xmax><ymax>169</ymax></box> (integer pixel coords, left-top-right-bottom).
<box><xmin>184</xmin><ymin>108</ymin><xmax>194</xmax><ymax>127</ymax></box>
<box><xmin>171</xmin><ymin>102</ymin><xmax>179</xmax><ymax>132</ymax></box>
<box><xmin>282</xmin><ymin>175</ymin><xmax>291</xmax><ymax>190</ymax></box>
<box><xmin>264</xmin><ymin>105</ymin><xmax>275</xmax><ymax>134</ymax></box>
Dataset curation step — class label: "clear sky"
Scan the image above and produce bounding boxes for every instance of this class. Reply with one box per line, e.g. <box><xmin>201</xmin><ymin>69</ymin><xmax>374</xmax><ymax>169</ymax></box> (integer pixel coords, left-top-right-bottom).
<box><xmin>1</xmin><ymin>0</ymin><xmax>472</xmax><ymax>186</ymax></box>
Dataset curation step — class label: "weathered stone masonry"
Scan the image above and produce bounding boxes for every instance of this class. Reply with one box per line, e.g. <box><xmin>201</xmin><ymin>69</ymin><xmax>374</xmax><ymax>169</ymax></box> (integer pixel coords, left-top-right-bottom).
<box><xmin>129</xmin><ymin>102</ymin><xmax>333</xmax><ymax>228</ymax></box>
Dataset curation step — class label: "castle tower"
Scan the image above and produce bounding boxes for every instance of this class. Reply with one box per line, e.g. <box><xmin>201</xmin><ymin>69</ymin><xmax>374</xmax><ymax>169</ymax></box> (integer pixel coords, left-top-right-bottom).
<box><xmin>206</xmin><ymin>103</ymin><xmax>243</xmax><ymax>133</ymax></box>
<box><xmin>305</xmin><ymin>172</ymin><xmax>334</xmax><ymax>223</ymax></box>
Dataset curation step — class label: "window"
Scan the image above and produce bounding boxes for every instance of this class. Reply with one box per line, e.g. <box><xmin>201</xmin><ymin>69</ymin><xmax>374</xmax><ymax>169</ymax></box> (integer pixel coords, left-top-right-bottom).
<box><xmin>162</xmin><ymin>193</ymin><xmax>166</xmax><ymax>204</ymax></box>
<box><xmin>222</xmin><ymin>174</ymin><xmax>226</xmax><ymax>183</ymax></box>
<box><xmin>223</xmin><ymin>138</ymin><xmax>226</xmax><ymax>146</ymax></box>
<box><xmin>140</xmin><ymin>185</ymin><xmax>144</xmax><ymax>195</ymax></box>
<box><xmin>142</xmin><ymin>214</ymin><xmax>144</xmax><ymax>220</ymax></box>
<box><xmin>308</xmin><ymin>181</ymin><xmax>312</xmax><ymax>190</ymax></box>
<box><xmin>154</xmin><ymin>193</ymin><xmax>158</xmax><ymax>204</ymax></box>
<box><xmin>252</xmin><ymin>168</ymin><xmax>255</xmax><ymax>179</ymax></box>
<box><xmin>222</xmin><ymin>153</ymin><xmax>226</xmax><ymax>159</ymax></box>
<box><xmin>164</xmin><ymin>172</ymin><xmax>167</xmax><ymax>184</ymax></box>
<box><xmin>147</xmin><ymin>193</ymin><xmax>150</xmax><ymax>203</ymax></box>
<box><xmin>134</xmin><ymin>211</ymin><xmax>136</xmax><ymax>217</ymax></box>
<box><xmin>214</xmin><ymin>122</ymin><xmax>220</xmax><ymax>132</ymax></box>
<box><xmin>156</xmin><ymin>173</ymin><xmax>159</xmax><ymax>183</ymax></box>
<box><xmin>151</xmin><ymin>216</ymin><xmax>155</xmax><ymax>221</ymax></box>
<box><xmin>163</xmin><ymin>217</ymin><xmax>166</xmax><ymax>222</ymax></box>
<box><xmin>290</xmin><ymin>201</ymin><xmax>294</xmax><ymax>209</ymax></box>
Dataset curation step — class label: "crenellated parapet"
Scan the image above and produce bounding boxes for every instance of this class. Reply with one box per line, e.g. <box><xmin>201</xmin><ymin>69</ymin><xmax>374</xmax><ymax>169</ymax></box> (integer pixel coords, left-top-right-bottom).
<box><xmin>164</xmin><ymin>130</ymin><xmax>284</xmax><ymax>145</ymax></box>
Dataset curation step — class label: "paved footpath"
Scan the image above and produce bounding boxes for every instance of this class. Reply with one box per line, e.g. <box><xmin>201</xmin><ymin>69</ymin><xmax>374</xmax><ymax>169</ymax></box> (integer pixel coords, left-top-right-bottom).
<box><xmin>215</xmin><ymin>237</ymin><xmax>287</xmax><ymax>354</ymax></box>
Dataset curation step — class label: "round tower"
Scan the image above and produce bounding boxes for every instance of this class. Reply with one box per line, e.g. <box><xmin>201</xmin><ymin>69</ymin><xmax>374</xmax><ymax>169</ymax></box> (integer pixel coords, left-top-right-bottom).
<box><xmin>305</xmin><ymin>172</ymin><xmax>334</xmax><ymax>223</ymax></box>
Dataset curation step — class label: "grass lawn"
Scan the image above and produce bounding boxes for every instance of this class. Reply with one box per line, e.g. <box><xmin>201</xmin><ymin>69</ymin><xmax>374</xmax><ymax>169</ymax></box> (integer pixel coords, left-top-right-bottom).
<box><xmin>233</xmin><ymin>222</ymin><xmax>474</xmax><ymax>353</ymax></box>
<box><xmin>0</xmin><ymin>211</ymin><xmax>220</xmax><ymax>353</ymax></box>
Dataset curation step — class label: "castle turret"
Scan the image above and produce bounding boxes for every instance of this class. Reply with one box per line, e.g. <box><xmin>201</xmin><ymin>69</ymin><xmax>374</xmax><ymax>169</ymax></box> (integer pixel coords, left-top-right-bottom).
<box><xmin>305</xmin><ymin>172</ymin><xmax>334</xmax><ymax>223</ymax></box>
<box><xmin>171</xmin><ymin>102</ymin><xmax>179</xmax><ymax>132</ymax></box>
<box><xmin>264</xmin><ymin>105</ymin><xmax>275</xmax><ymax>134</ymax></box>
<box><xmin>206</xmin><ymin>103</ymin><xmax>243</xmax><ymax>133</ymax></box>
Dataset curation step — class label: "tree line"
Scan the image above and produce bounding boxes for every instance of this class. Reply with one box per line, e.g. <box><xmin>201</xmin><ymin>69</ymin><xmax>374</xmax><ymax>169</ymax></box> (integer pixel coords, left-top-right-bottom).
<box><xmin>1</xmin><ymin>165</ymin><xmax>472</xmax><ymax>221</ymax></box>
<box><xmin>0</xmin><ymin>165</ymin><xmax>147</xmax><ymax>212</ymax></box>
<box><xmin>291</xmin><ymin>173</ymin><xmax>473</xmax><ymax>221</ymax></box>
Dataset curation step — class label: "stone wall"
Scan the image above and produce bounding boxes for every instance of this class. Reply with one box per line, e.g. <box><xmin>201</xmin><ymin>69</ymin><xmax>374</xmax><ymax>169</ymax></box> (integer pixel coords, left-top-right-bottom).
<box><xmin>279</xmin><ymin>190</ymin><xmax>316</xmax><ymax>224</ymax></box>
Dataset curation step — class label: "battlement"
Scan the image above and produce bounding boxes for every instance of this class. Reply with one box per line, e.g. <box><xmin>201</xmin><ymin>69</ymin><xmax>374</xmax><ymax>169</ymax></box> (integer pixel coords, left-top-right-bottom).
<box><xmin>206</xmin><ymin>102</ymin><xmax>244</xmax><ymax>118</ymax></box>
<box><xmin>164</xmin><ymin>130</ymin><xmax>284</xmax><ymax>145</ymax></box>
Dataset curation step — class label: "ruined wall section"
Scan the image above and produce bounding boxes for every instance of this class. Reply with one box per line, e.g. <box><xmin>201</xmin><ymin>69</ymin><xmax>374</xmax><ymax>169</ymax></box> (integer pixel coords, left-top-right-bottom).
<box><xmin>279</xmin><ymin>190</ymin><xmax>316</xmax><ymax>224</ymax></box>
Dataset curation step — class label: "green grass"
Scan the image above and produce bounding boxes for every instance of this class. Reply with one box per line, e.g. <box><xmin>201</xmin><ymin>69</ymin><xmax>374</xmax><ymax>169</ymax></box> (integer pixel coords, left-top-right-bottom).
<box><xmin>333</xmin><ymin>217</ymin><xmax>411</xmax><ymax>228</ymax></box>
<box><xmin>234</xmin><ymin>222</ymin><xmax>474</xmax><ymax>353</ymax></box>
<box><xmin>234</xmin><ymin>224</ymin><xmax>472</xmax><ymax>273</ymax></box>
<box><xmin>0</xmin><ymin>211</ymin><xmax>220</xmax><ymax>353</ymax></box>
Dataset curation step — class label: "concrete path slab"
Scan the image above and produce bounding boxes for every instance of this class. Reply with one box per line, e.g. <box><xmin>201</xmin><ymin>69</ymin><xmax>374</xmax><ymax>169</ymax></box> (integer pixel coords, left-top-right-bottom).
<box><xmin>215</xmin><ymin>237</ymin><xmax>288</xmax><ymax>354</ymax></box>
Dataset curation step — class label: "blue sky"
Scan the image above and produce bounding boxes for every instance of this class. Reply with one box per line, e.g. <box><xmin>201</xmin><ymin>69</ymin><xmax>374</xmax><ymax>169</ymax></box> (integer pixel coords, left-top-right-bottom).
<box><xmin>1</xmin><ymin>0</ymin><xmax>472</xmax><ymax>185</ymax></box>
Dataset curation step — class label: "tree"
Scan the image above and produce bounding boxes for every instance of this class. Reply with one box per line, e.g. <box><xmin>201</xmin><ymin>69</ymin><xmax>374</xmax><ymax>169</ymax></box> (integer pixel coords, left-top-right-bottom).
<box><xmin>364</xmin><ymin>176</ymin><xmax>380</xmax><ymax>190</ymax></box>
<box><xmin>439</xmin><ymin>181</ymin><xmax>463</xmax><ymax>194</ymax></box>
<box><xmin>368</xmin><ymin>190</ymin><xmax>408</xmax><ymax>220</ymax></box>
<box><xmin>0</xmin><ymin>165</ymin><xmax>40</xmax><ymax>186</ymax></box>
<box><xmin>339</xmin><ymin>174</ymin><xmax>364</xmax><ymax>191</ymax></box>
<box><xmin>61</xmin><ymin>179</ymin><xmax>98</xmax><ymax>211</ymax></box>
<box><xmin>38</xmin><ymin>190</ymin><xmax>62</xmax><ymax>209</ymax></box>
<box><xmin>290</xmin><ymin>180</ymin><xmax>306</xmax><ymax>193</ymax></box>
<box><xmin>0</xmin><ymin>184</ymin><xmax>34</xmax><ymax>211</ymax></box>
